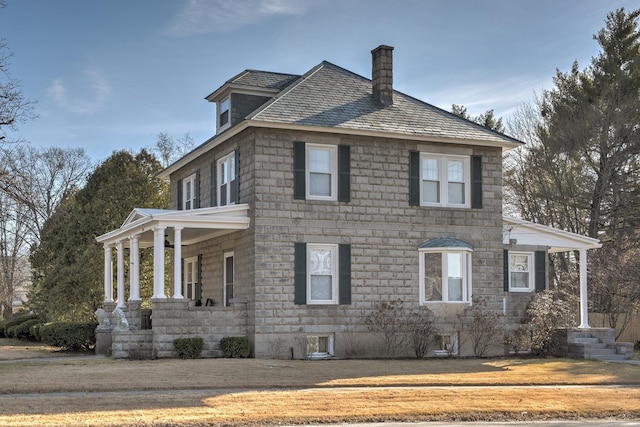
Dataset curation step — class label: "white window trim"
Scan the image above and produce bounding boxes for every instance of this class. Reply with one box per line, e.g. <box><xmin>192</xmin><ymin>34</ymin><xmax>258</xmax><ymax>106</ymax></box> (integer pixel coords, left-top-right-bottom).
<box><xmin>223</xmin><ymin>251</ymin><xmax>234</xmax><ymax>307</ymax></box>
<box><xmin>419</xmin><ymin>153</ymin><xmax>470</xmax><ymax>208</ymax></box>
<box><xmin>307</xmin><ymin>243</ymin><xmax>339</xmax><ymax>305</ymax></box>
<box><xmin>508</xmin><ymin>251</ymin><xmax>534</xmax><ymax>292</ymax></box>
<box><xmin>306</xmin><ymin>144</ymin><xmax>338</xmax><ymax>201</ymax></box>
<box><xmin>218</xmin><ymin>96</ymin><xmax>230</xmax><ymax>133</ymax></box>
<box><xmin>182</xmin><ymin>173</ymin><xmax>197</xmax><ymax>211</ymax></box>
<box><xmin>419</xmin><ymin>247</ymin><xmax>473</xmax><ymax>304</ymax></box>
<box><xmin>183</xmin><ymin>256</ymin><xmax>198</xmax><ymax>301</ymax></box>
<box><xmin>306</xmin><ymin>334</ymin><xmax>335</xmax><ymax>359</ymax></box>
<box><xmin>434</xmin><ymin>333</ymin><xmax>459</xmax><ymax>357</ymax></box>
<box><xmin>217</xmin><ymin>151</ymin><xmax>236</xmax><ymax>206</ymax></box>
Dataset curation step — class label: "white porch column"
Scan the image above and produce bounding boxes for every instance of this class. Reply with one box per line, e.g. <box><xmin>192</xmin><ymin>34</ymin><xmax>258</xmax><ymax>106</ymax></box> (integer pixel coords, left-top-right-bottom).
<box><xmin>172</xmin><ymin>227</ymin><xmax>184</xmax><ymax>299</ymax></box>
<box><xmin>116</xmin><ymin>240</ymin><xmax>126</xmax><ymax>308</ymax></box>
<box><xmin>129</xmin><ymin>235</ymin><xmax>141</xmax><ymax>301</ymax></box>
<box><xmin>578</xmin><ymin>248</ymin><xmax>590</xmax><ymax>328</ymax></box>
<box><xmin>152</xmin><ymin>226</ymin><xmax>167</xmax><ymax>299</ymax></box>
<box><xmin>103</xmin><ymin>244</ymin><xmax>114</xmax><ymax>302</ymax></box>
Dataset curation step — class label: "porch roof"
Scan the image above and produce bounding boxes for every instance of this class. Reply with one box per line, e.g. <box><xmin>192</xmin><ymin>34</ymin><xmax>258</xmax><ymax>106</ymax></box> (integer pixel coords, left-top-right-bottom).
<box><xmin>503</xmin><ymin>216</ymin><xmax>602</xmax><ymax>253</ymax></box>
<box><xmin>95</xmin><ymin>204</ymin><xmax>251</xmax><ymax>248</ymax></box>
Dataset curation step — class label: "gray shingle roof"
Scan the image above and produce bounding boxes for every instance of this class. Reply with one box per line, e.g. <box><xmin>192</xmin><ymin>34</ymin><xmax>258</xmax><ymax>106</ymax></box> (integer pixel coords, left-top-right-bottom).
<box><xmin>248</xmin><ymin>61</ymin><xmax>521</xmax><ymax>146</ymax></box>
<box><xmin>228</xmin><ymin>69</ymin><xmax>300</xmax><ymax>90</ymax></box>
<box><xmin>418</xmin><ymin>238</ymin><xmax>474</xmax><ymax>250</ymax></box>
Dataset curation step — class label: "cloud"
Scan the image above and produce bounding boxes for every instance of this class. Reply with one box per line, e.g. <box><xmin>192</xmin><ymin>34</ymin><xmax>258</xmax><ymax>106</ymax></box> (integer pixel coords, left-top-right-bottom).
<box><xmin>46</xmin><ymin>69</ymin><xmax>112</xmax><ymax>115</ymax></box>
<box><xmin>167</xmin><ymin>0</ymin><xmax>307</xmax><ymax>36</ymax></box>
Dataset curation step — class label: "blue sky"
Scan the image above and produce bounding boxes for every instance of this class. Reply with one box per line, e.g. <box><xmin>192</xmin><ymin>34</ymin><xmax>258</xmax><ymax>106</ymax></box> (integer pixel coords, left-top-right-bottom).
<box><xmin>1</xmin><ymin>0</ymin><xmax>638</xmax><ymax>162</ymax></box>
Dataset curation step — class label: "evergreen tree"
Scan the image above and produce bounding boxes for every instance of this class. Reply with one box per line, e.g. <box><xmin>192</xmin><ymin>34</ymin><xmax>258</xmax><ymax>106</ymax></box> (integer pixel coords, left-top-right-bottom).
<box><xmin>29</xmin><ymin>150</ymin><xmax>168</xmax><ymax>321</ymax></box>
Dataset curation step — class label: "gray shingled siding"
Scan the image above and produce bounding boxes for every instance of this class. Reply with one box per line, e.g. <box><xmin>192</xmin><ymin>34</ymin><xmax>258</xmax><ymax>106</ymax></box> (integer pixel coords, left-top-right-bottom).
<box><xmin>230</xmin><ymin>93</ymin><xmax>272</xmax><ymax>128</ymax></box>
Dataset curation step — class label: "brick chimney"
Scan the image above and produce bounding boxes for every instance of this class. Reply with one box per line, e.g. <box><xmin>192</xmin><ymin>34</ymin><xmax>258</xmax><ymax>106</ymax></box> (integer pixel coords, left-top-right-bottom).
<box><xmin>371</xmin><ymin>45</ymin><xmax>394</xmax><ymax>106</ymax></box>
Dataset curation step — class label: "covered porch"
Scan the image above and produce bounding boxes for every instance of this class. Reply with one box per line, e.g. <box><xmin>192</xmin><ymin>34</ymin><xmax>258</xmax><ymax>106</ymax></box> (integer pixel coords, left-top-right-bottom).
<box><xmin>503</xmin><ymin>216</ymin><xmax>602</xmax><ymax>328</ymax></box>
<box><xmin>96</xmin><ymin>204</ymin><xmax>250</xmax><ymax>308</ymax></box>
<box><xmin>94</xmin><ymin>205</ymin><xmax>250</xmax><ymax>358</ymax></box>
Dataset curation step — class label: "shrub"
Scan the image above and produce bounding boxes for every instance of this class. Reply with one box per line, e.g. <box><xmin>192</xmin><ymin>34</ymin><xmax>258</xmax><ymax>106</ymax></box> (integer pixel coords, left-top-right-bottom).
<box><xmin>39</xmin><ymin>322</ymin><xmax>97</xmax><ymax>351</ymax></box>
<box><xmin>526</xmin><ymin>289</ymin><xmax>576</xmax><ymax>357</ymax></box>
<box><xmin>405</xmin><ymin>309</ymin><xmax>439</xmax><ymax>359</ymax></box>
<box><xmin>174</xmin><ymin>337</ymin><xmax>204</xmax><ymax>359</ymax></box>
<box><xmin>7</xmin><ymin>319</ymin><xmax>41</xmax><ymax>340</ymax></box>
<box><xmin>30</xmin><ymin>323</ymin><xmax>42</xmax><ymax>341</ymax></box>
<box><xmin>220</xmin><ymin>336</ymin><xmax>250</xmax><ymax>358</ymax></box>
<box><xmin>366</xmin><ymin>299</ymin><xmax>408</xmax><ymax>358</ymax></box>
<box><xmin>459</xmin><ymin>296</ymin><xmax>504</xmax><ymax>357</ymax></box>
<box><xmin>2</xmin><ymin>313</ymin><xmax>39</xmax><ymax>337</ymax></box>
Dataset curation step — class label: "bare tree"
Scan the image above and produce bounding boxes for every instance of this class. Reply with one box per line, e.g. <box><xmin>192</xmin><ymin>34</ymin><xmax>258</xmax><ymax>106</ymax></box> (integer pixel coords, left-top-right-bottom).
<box><xmin>0</xmin><ymin>191</ymin><xmax>30</xmax><ymax>318</ymax></box>
<box><xmin>151</xmin><ymin>131</ymin><xmax>194</xmax><ymax>168</ymax></box>
<box><xmin>1</xmin><ymin>146</ymin><xmax>91</xmax><ymax>238</ymax></box>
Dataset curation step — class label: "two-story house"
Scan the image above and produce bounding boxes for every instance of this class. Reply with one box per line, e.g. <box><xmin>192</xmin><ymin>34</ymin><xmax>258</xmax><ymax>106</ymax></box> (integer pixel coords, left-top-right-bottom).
<box><xmin>96</xmin><ymin>45</ymin><xmax>604</xmax><ymax>359</ymax></box>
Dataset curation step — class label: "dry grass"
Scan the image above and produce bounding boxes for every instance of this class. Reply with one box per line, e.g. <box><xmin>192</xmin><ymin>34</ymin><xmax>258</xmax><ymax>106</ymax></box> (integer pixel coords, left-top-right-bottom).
<box><xmin>1</xmin><ymin>339</ymin><xmax>639</xmax><ymax>426</ymax></box>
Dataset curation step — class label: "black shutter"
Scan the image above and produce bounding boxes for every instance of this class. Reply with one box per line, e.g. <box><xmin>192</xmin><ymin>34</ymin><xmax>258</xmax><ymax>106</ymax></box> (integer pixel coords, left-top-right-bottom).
<box><xmin>294</xmin><ymin>243</ymin><xmax>307</xmax><ymax>304</ymax></box>
<box><xmin>195</xmin><ymin>169</ymin><xmax>201</xmax><ymax>209</ymax></box>
<box><xmin>503</xmin><ymin>250</ymin><xmax>509</xmax><ymax>292</ymax></box>
<box><xmin>409</xmin><ymin>151</ymin><xmax>420</xmax><ymax>206</ymax></box>
<box><xmin>535</xmin><ymin>251</ymin><xmax>547</xmax><ymax>292</ymax></box>
<box><xmin>339</xmin><ymin>244</ymin><xmax>351</xmax><ymax>305</ymax></box>
<box><xmin>196</xmin><ymin>254</ymin><xmax>203</xmax><ymax>302</ymax></box>
<box><xmin>338</xmin><ymin>145</ymin><xmax>351</xmax><ymax>202</ymax></box>
<box><xmin>210</xmin><ymin>161</ymin><xmax>217</xmax><ymax>207</ymax></box>
<box><xmin>471</xmin><ymin>155</ymin><xmax>483</xmax><ymax>209</ymax></box>
<box><xmin>293</xmin><ymin>141</ymin><xmax>306</xmax><ymax>200</ymax></box>
<box><xmin>232</xmin><ymin>148</ymin><xmax>240</xmax><ymax>203</ymax></box>
<box><xmin>177</xmin><ymin>179</ymin><xmax>183</xmax><ymax>210</ymax></box>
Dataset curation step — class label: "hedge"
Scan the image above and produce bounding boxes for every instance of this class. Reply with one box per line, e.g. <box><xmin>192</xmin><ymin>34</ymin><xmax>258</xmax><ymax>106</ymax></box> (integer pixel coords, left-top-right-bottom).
<box><xmin>39</xmin><ymin>321</ymin><xmax>98</xmax><ymax>351</ymax></box>
<box><xmin>174</xmin><ymin>337</ymin><xmax>204</xmax><ymax>359</ymax></box>
<box><xmin>7</xmin><ymin>319</ymin><xmax>41</xmax><ymax>340</ymax></box>
<box><xmin>2</xmin><ymin>313</ymin><xmax>40</xmax><ymax>338</ymax></box>
<box><xmin>220</xmin><ymin>336</ymin><xmax>250</xmax><ymax>358</ymax></box>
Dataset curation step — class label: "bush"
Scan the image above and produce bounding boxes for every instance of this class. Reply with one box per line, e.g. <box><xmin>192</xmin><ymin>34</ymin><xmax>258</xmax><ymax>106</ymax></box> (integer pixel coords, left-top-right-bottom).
<box><xmin>174</xmin><ymin>337</ymin><xmax>204</xmax><ymax>359</ymax></box>
<box><xmin>39</xmin><ymin>322</ymin><xmax>97</xmax><ymax>351</ymax></box>
<box><xmin>459</xmin><ymin>296</ymin><xmax>504</xmax><ymax>357</ymax></box>
<box><xmin>7</xmin><ymin>319</ymin><xmax>41</xmax><ymax>340</ymax></box>
<box><xmin>405</xmin><ymin>309</ymin><xmax>439</xmax><ymax>359</ymax></box>
<box><xmin>366</xmin><ymin>299</ymin><xmax>408</xmax><ymax>358</ymax></box>
<box><xmin>2</xmin><ymin>313</ymin><xmax>39</xmax><ymax>337</ymax></box>
<box><xmin>220</xmin><ymin>336</ymin><xmax>250</xmax><ymax>358</ymax></box>
<box><xmin>30</xmin><ymin>323</ymin><xmax>42</xmax><ymax>341</ymax></box>
<box><xmin>526</xmin><ymin>289</ymin><xmax>576</xmax><ymax>357</ymax></box>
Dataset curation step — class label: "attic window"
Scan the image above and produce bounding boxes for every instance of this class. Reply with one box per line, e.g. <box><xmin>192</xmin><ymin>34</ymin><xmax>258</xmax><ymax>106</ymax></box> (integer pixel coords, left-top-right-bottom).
<box><xmin>218</xmin><ymin>97</ymin><xmax>230</xmax><ymax>131</ymax></box>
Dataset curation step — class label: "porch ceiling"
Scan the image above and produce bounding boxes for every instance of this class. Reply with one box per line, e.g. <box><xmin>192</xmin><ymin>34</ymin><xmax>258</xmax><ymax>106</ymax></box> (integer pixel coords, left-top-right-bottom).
<box><xmin>95</xmin><ymin>204</ymin><xmax>251</xmax><ymax>248</ymax></box>
<box><xmin>503</xmin><ymin>216</ymin><xmax>601</xmax><ymax>253</ymax></box>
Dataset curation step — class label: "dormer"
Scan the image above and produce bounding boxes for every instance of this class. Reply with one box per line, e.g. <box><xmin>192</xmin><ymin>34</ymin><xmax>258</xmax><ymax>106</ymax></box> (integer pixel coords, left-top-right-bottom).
<box><xmin>205</xmin><ymin>70</ymin><xmax>300</xmax><ymax>134</ymax></box>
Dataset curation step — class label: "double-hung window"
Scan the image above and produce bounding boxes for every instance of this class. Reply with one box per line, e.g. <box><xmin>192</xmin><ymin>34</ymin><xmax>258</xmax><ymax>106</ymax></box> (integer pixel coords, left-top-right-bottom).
<box><xmin>307</xmin><ymin>244</ymin><xmax>338</xmax><ymax>304</ymax></box>
<box><xmin>217</xmin><ymin>152</ymin><xmax>237</xmax><ymax>206</ymax></box>
<box><xmin>307</xmin><ymin>144</ymin><xmax>337</xmax><ymax>200</ymax></box>
<box><xmin>420</xmin><ymin>154</ymin><xmax>470</xmax><ymax>207</ymax></box>
<box><xmin>182</xmin><ymin>173</ymin><xmax>197</xmax><ymax>210</ymax></box>
<box><xmin>508</xmin><ymin>252</ymin><xmax>534</xmax><ymax>291</ymax></box>
<box><xmin>294</xmin><ymin>242</ymin><xmax>351</xmax><ymax>306</ymax></box>
<box><xmin>218</xmin><ymin>96</ymin><xmax>230</xmax><ymax>132</ymax></box>
<box><xmin>183</xmin><ymin>256</ymin><xmax>198</xmax><ymax>300</ymax></box>
<box><xmin>224</xmin><ymin>252</ymin><xmax>234</xmax><ymax>306</ymax></box>
<box><xmin>419</xmin><ymin>242</ymin><xmax>472</xmax><ymax>304</ymax></box>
